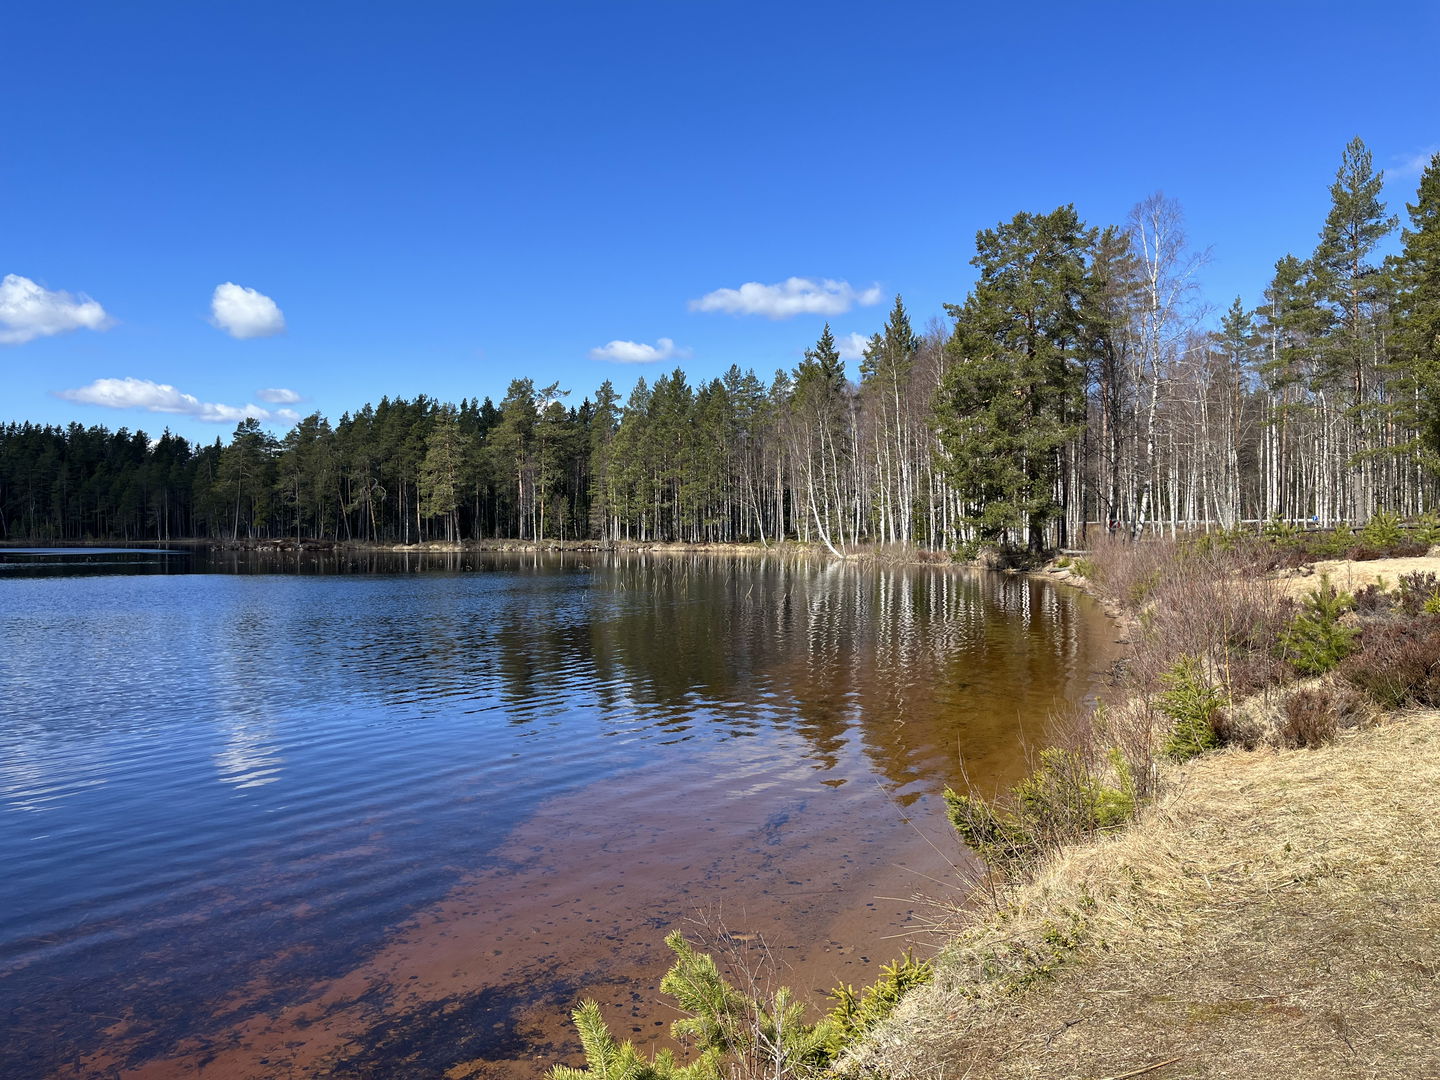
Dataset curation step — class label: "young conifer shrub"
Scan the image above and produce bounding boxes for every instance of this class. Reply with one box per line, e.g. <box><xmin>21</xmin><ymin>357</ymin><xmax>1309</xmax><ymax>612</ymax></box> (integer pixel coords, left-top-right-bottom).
<box><xmin>1359</xmin><ymin>511</ymin><xmax>1404</xmax><ymax>549</ymax></box>
<box><xmin>1158</xmin><ymin>655</ymin><xmax>1226</xmax><ymax>761</ymax></box>
<box><xmin>550</xmin><ymin>932</ymin><xmax>933</xmax><ymax>1080</ymax></box>
<box><xmin>1262</xmin><ymin>517</ymin><xmax>1299</xmax><ymax>543</ymax></box>
<box><xmin>1278</xmin><ymin>575</ymin><xmax>1358</xmax><ymax>676</ymax></box>
<box><xmin>1413</xmin><ymin>512</ymin><xmax>1440</xmax><ymax>546</ymax></box>
<box><xmin>945</xmin><ymin>748</ymin><xmax>1136</xmax><ymax>871</ymax></box>
<box><xmin>823</xmin><ymin>952</ymin><xmax>933</xmax><ymax>1057</ymax></box>
<box><xmin>1316</xmin><ymin>523</ymin><xmax>1354</xmax><ymax>557</ymax></box>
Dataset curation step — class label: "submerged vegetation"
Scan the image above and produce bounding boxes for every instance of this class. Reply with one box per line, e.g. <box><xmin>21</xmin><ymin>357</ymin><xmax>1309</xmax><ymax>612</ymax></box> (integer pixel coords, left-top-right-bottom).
<box><xmin>546</xmin><ymin>528</ymin><xmax>1440</xmax><ymax>1078</ymax></box>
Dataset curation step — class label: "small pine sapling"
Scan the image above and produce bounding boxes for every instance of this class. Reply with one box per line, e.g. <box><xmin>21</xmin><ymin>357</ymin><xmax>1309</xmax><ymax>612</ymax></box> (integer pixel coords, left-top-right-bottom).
<box><xmin>1279</xmin><ymin>575</ymin><xmax>1358</xmax><ymax>676</ymax></box>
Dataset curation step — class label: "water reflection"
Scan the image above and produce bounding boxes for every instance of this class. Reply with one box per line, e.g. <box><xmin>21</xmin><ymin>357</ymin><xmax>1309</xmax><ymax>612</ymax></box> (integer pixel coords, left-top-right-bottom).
<box><xmin>214</xmin><ymin>719</ymin><xmax>284</xmax><ymax>789</ymax></box>
<box><xmin>0</xmin><ymin>550</ymin><xmax>1115</xmax><ymax>1079</ymax></box>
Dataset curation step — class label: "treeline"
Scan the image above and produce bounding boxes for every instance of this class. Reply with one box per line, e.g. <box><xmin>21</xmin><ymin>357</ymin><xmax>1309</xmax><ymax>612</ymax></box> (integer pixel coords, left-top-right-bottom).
<box><xmin>2</xmin><ymin>138</ymin><xmax>1437</xmax><ymax>549</ymax></box>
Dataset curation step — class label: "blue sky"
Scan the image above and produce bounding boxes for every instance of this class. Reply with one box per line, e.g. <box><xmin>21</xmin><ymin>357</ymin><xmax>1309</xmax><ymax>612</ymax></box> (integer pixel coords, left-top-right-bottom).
<box><xmin>4</xmin><ymin>0</ymin><xmax>1438</xmax><ymax>443</ymax></box>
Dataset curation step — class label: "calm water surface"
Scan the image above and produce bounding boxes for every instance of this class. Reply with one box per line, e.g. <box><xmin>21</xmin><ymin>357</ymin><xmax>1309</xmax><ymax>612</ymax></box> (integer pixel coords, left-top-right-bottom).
<box><xmin>0</xmin><ymin>549</ymin><xmax>1117</xmax><ymax>1078</ymax></box>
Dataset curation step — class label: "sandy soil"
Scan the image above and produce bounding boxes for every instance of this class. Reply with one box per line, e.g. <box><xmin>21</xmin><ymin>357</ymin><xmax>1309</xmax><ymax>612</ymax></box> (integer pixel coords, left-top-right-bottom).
<box><xmin>1275</xmin><ymin>551</ymin><xmax>1440</xmax><ymax>597</ymax></box>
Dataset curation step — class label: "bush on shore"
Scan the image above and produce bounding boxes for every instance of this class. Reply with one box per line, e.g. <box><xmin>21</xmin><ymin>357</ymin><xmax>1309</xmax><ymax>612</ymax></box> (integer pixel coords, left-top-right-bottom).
<box><xmin>549</xmin><ymin>930</ymin><xmax>932</xmax><ymax>1080</ymax></box>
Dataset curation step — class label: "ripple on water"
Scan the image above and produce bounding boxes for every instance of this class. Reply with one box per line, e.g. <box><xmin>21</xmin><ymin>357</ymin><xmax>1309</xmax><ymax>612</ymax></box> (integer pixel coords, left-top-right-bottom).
<box><xmin>0</xmin><ymin>551</ymin><xmax>1119</xmax><ymax>1079</ymax></box>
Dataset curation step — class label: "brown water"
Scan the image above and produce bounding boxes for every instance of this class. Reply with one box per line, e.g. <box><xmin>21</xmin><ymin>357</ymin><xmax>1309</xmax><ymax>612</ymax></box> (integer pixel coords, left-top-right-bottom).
<box><xmin>0</xmin><ymin>550</ymin><xmax>1118</xmax><ymax>1078</ymax></box>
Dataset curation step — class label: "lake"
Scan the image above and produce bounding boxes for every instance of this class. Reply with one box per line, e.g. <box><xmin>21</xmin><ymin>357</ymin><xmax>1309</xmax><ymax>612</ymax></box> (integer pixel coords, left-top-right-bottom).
<box><xmin>0</xmin><ymin>548</ymin><xmax>1117</xmax><ymax>1078</ymax></box>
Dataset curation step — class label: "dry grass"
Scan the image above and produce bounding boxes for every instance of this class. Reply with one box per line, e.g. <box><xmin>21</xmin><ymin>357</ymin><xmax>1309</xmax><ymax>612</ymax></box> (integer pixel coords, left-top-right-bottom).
<box><xmin>847</xmin><ymin>712</ymin><xmax>1440</xmax><ymax>1080</ymax></box>
<box><xmin>1274</xmin><ymin>551</ymin><xmax>1440</xmax><ymax>598</ymax></box>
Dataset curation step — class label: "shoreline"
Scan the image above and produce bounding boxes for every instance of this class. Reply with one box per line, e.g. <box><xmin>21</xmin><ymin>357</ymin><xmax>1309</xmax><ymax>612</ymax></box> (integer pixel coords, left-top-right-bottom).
<box><xmin>848</xmin><ymin>541</ymin><xmax>1440</xmax><ymax>1079</ymax></box>
<box><xmin>0</xmin><ymin>536</ymin><xmax>942</xmax><ymax>558</ymax></box>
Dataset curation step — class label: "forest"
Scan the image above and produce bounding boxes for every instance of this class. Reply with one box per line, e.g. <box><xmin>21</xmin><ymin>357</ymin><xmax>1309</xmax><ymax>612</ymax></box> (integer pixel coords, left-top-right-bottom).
<box><xmin>3</xmin><ymin>139</ymin><xmax>1437</xmax><ymax>551</ymax></box>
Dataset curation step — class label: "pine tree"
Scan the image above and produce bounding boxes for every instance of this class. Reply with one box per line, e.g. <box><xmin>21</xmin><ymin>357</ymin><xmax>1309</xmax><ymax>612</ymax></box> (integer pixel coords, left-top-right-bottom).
<box><xmin>587</xmin><ymin>379</ymin><xmax>620</xmax><ymax>539</ymax></box>
<box><xmin>936</xmin><ymin>206</ymin><xmax>1095</xmax><ymax>551</ymax></box>
<box><xmin>1257</xmin><ymin>254</ymin><xmax>1330</xmax><ymax>521</ymax></box>
<box><xmin>419</xmin><ymin>405</ymin><xmax>465</xmax><ymax>540</ymax></box>
<box><xmin>790</xmin><ymin>324</ymin><xmax>852</xmax><ymax>554</ymax></box>
<box><xmin>1082</xmin><ymin>224</ymin><xmax>1142</xmax><ymax>532</ymax></box>
<box><xmin>861</xmin><ymin>295</ymin><xmax>919</xmax><ymax>543</ymax></box>
<box><xmin>215</xmin><ymin>417</ymin><xmax>278</xmax><ymax>540</ymax></box>
<box><xmin>1312</xmin><ymin>137</ymin><xmax>1398</xmax><ymax>516</ymax></box>
<box><xmin>1314</xmin><ymin>137</ymin><xmax>1397</xmax><ymax>397</ymax></box>
<box><xmin>1211</xmin><ymin>298</ymin><xmax>1261</xmax><ymax>525</ymax></box>
<box><xmin>1391</xmin><ymin>151</ymin><xmax>1440</xmax><ymax>472</ymax></box>
<box><xmin>489</xmin><ymin>379</ymin><xmax>539</xmax><ymax>538</ymax></box>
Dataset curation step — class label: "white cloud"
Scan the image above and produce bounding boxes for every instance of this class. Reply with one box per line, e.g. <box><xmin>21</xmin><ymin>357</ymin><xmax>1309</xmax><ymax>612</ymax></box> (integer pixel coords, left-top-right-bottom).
<box><xmin>256</xmin><ymin>387</ymin><xmax>302</xmax><ymax>403</ymax></box>
<box><xmin>0</xmin><ymin>273</ymin><xmax>111</xmax><ymax>345</ymax></box>
<box><xmin>55</xmin><ymin>377</ymin><xmax>298</xmax><ymax>425</ymax></box>
<box><xmin>210</xmin><ymin>282</ymin><xmax>286</xmax><ymax>339</ymax></box>
<box><xmin>588</xmin><ymin>336</ymin><xmax>692</xmax><ymax>364</ymax></box>
<box><xmin>836</xmin><ymin>332</ymin><xmax>873</xmax><ymax>362</ymax></box>
<box><xmin>1389</xmin><ymin>146</ymin><xmax>1439</xmax><ymax>181</ymax></box>
<box><xmin>688</xmin><ymin>277</ymin><xmax>884</xmax><ymax>319</ymax></box>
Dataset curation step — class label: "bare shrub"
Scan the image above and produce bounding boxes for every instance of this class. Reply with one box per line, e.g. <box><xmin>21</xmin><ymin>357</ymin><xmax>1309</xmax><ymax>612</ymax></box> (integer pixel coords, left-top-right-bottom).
<box><xmin>1344</xmin><ymin>543</ymin><xmax>1389</xmax><ymax>562</ymax></box>
<box><xmin>1083</xmin><ymin>533</ymin><xmax>1177</xmax><ymax>610</ymax></box>
<box><xmin>1278</xmin><ymin>688</ymin><xmax>1341</xmax><ymax>748</ymax></box>
<box><xmin>1396</xmin><ymin>571</ymin><xmax>1440</xmax><ymax>615</ymax></box>
<box><xmin>1353</xmin><ymin>583</ymin><xmax>1394</xmax><ymax>614</ymax></box>
<box><xmin>1221</xmin><ymin>649</ymin><xmax>1290</xmax><ymax>698</ymax></box>
<box><xmin>1217</xmin><ymin>678</ymin><xmax>1370</xmax><ymax>751</ymax></box>
<box><xmin>1342</xmin><ymin>618</ymin><xmax>1440</xmax><ymax>707</ymax></box>
<box><xmin>1087</xmin><ymin>534</ymin><xmax>1290</xmax><ymax>704</ymax></box>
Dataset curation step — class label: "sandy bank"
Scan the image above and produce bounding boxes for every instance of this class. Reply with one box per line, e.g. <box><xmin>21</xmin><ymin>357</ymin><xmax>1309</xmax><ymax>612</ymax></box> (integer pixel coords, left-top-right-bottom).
<box><xmin>1275</xmin><ymin>549</ymin><xmax>1440</xmax><ymax>597</ymax></box>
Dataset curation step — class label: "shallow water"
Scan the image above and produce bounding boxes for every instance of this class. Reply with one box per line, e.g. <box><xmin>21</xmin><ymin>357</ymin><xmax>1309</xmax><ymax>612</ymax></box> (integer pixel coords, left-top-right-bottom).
<box><xmin>0</xmin><ymin>549</ymin><xmax>1117</xmax><ymax>1078</ymax></box>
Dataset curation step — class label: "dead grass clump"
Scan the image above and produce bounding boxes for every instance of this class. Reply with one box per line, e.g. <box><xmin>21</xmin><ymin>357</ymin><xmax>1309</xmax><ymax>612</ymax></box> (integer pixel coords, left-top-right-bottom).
<box><xmin>1212</xmin><ymin>678</ymin><xmax>1371</xmax><ymax>751</ymax></box>
<box><xmin>847</xmin><ymin>713</ymin><xmax>1440</xmax><ymax>1080</ymax></box>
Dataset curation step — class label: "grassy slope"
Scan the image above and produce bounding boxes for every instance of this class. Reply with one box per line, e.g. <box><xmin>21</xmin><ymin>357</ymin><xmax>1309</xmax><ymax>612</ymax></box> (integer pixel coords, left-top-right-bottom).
<box><xmin>853</xmin><ymin>549</ymin><xmax>1440</xmax><ymax>1080</ymax></box>
<box><xmin>854</xmin><ymin>710</ymin><xmax>1440</xmax><ymax>1079</ymax></box>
